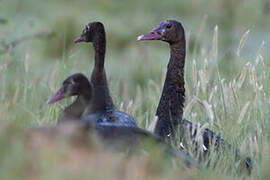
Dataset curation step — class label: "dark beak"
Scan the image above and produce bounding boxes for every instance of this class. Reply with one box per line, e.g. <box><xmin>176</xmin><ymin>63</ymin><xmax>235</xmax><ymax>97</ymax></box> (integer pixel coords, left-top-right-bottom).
<box><xmin>137</xmin><ymin>31</ymin><xmax>162</xmax><ymax>41</ymax></box>
<box><xmin>47</xmin><ymin>87</ymin><xmax>65</xmax><ymax>104</ymax></box>
<box><xmin>74</xmin><ymin>35</ymin><xmax>86</xmax><ymax>43</ymax></box>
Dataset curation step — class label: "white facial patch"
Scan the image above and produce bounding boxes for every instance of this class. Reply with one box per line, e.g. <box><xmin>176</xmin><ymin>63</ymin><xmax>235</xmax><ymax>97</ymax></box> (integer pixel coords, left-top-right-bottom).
<box><xmin>70</xmin><ymin>79</ymin><xmax>75</xmax><ymax>85</ymax></box>
<box><xmin>137</xmin><ymin>35</ymin><xmax>144</xmax><ymax>40</ymax></box>
<box><xmin>161</xmin><ymin>29</ymin><xmax>166</xmax><ymax>35</ymax></box>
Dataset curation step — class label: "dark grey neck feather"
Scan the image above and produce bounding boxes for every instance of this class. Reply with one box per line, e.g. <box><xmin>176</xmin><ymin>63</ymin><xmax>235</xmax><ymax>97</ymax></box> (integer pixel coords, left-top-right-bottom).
<box><xmin>93</xmin><ymin>33</ymin><xmax>106</xmax><ymax>72</ymax></box>
<box><xmin>154</xmin><ymin>38</ymin><xmax>186</xmax><ymax>140</ymax></box>
<box><xmin>58</xmin><ymin>94</ymin><xmax>91</xmax><ymax>124</ymax></box>
<box><xmin>88</xmin><ymin>31</ymin><xmax>114</xmax><ymax>113</ymax></box>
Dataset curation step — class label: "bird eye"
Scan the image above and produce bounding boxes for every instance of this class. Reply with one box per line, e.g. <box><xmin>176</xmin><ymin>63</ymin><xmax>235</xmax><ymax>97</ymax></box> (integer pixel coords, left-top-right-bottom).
<box><xmin>63</xmin><ymin>82</ymin><xmax>68</xmax><ymax>86</ymax></box>
<box><xmin>166</xmin><ymin>24</ymin><xmax>172</xmax><ymax>29</ymax></box>
<box><xmin>63</xmin><ymin>80</ymin><xmax>73</xmax><ymax>86</ymax></box>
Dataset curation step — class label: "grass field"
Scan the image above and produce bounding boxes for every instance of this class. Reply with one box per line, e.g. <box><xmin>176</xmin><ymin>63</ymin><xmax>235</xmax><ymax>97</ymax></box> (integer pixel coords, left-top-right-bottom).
<box><xmin>0</xmin><ymin>0</ymin><xmax>269</xmax><ymax>179</ymax></box>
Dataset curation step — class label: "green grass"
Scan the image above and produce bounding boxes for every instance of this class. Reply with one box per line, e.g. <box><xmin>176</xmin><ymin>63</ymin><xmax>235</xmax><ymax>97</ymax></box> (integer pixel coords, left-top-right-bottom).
<box><xmin>0</xmin><ymin>0</ymin><xmax>270</xmax><ymax>179</ymax></box>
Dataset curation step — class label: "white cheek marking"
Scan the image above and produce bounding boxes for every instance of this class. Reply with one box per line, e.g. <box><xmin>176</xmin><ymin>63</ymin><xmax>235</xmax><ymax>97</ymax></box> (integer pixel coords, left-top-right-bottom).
<box><xmin>161</xmin><ymin>29</ymin><xmax>165</xmax><ymax>35</ymax></box>
<box><xmin>137</xmin><ymin>35</ymin><xmax>143</xmax><ymax>40</ymax></box>
<box><xmin>71</xmin><ymin>79</ymin><xmax>75</xmax><ymax>85</ymax></box>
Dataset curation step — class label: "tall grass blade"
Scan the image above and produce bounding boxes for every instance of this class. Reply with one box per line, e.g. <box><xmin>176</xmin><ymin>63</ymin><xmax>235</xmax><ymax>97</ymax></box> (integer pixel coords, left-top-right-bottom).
<box><xmin>192</xmin><ymin>59</ymin><xmax>197</xmax><ymax>88</ymax></box>
<box><xmin>210</xmin><ymin>25</ymin><xmax>218</xmax><ymax>59</ymax></box>
<box><xmin>238</xmin><ymin>101</ymin><xmax>250</xmax><ymax>124</ymax></box>
<box><xmin>237</xmin><ymin>30</ymin><xmax>250</xmax><ymax>56</ymax></box>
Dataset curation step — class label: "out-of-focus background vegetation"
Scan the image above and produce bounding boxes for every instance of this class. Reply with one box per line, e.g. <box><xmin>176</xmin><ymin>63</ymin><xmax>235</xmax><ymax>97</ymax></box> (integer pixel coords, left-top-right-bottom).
<box><xmin>0</xmin><ymin>0</ymin><xmax>269</xmax><ymax>179</ymax></box>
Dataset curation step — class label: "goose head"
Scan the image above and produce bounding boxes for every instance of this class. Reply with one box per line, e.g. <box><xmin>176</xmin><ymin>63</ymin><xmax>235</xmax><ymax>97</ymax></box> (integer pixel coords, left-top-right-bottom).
<box><xmin>74</xmin><ymin>22</ymin><xmax>105</xmax><ymax>43</ymax></box>
<box><xmin>47</xmin><ymin>73</ymin><xmax>91</xmax><ymax>104</ymax></box>
<box><xmin>137</xmin><ymin>20</ymin><xmax>185</xmax><ymax>45</ymax></box>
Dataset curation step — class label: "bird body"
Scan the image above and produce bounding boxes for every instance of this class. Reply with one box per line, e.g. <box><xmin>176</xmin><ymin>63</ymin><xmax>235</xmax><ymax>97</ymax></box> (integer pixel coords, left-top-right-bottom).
<box><xmin>138</xmin><ymin>20</ymin><xmax>252</xmax><ymax>172</ymax></box>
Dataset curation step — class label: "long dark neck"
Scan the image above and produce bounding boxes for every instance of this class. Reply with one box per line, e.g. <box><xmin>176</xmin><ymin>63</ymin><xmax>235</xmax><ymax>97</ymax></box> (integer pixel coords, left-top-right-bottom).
<box><xmin>93</xmin><ymin>34</ymin><xmax>106</xmax><ymax>72</ymax></box>
<box><xmin>89</xmin><ymin>32</ymin><xmax>114</xmax><ymax>113</ymax></box>
<box><xmin>58</xmin><ymin>92</ymin><xmax>91</xmax><ymax>124</ymax></box>
<box><xmin>154</xmin><ymin>38</ymin><xmax>186</xmax><ymax>140</ymax></box>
